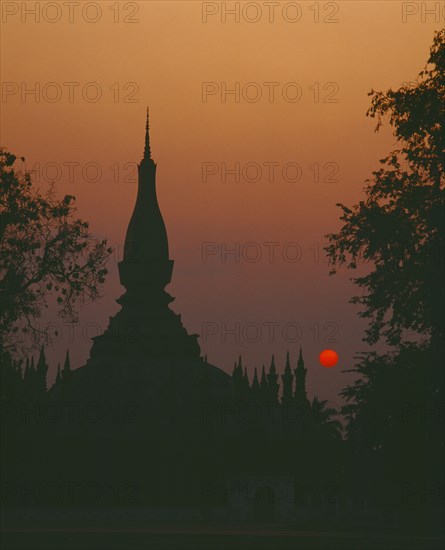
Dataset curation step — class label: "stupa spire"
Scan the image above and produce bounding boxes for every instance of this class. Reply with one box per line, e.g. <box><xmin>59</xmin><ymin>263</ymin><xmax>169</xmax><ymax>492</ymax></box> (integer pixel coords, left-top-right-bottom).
<box><xmin>143</xmin><ymin>107</ymin><xmax>151</xmax><ymax>160</ymax></box>
<box><xmin>144</xmin><ymin>107</ymin><xmax>151</xmax><ymax>160</ymax></box>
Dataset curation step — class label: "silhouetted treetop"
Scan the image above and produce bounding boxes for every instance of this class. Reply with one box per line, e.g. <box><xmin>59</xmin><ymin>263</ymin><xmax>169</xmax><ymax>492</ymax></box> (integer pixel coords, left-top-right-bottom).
<box><xmin>325</xmin><ymin>30</ymin><xmax>444</xmax><ymax>346</ymax></box>
<box><xmin>0</xmin><ymin>148</ymin><xmax>112</xmax><ymax>351</ymax></box>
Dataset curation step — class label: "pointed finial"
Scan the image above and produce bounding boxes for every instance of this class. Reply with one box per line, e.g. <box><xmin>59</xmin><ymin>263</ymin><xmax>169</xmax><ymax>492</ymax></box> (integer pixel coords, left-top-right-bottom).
<box><xmin>56</xmin><ymin>364</ymin><xmax>62</xmax><ymax>384</ymax></box>
<box><xmin>260</xmin><ymin>365</ymin><xmax>268</xmax><ymax>385</ymax></box>
<box><xmin>269</xmin><ymin>353</ymin><xmax>276</xmax><ymax>372</ymax></box>
<box><xmin>285</xmin><ymin>350</ymin><xmax>291</xmax><ymax>372</ymax></box>
<box><xmin>143</xmin><ymin>107</ymin><xmax>151</xmax><ymax>160</ymax></box>
<box><xmin>252</xmin><ymin>368</ymin><xmax>259</xmax><ymax>388</ymax></box>
<box><xmin>243</xmin><ymin>367</ymin><xmax>250</xmax><ymax>385</ymax></box>
<box><xmin>298</xmin><ymin>346</ymin><xmax>304</xmax><ymax>367</ymax></box>
<box><xmin>63</xmin><ymin>349</ymin><xmax>71</xmax><ymax>374</ymax></box>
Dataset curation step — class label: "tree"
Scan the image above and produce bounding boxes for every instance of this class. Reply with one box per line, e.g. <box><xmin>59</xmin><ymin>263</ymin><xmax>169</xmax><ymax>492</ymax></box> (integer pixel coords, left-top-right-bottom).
<box><xmin>325</xmin><ymin>30</ymin><xmax>444</xmax><ymax>347</ymax></box>
<box><xmin>340</xmin><ymin>344</ymin><xmax>443</xmax><ymax>508</ymax></box>
<box><xmin>310</xmin><ymin>397</ymin><xmax>343</xmax><ymax>441</ymax></box>
<box><xmin>325</xmin><ymin>31</ymin><xmax>445</xmax><ymax>503</ymax></box>
<box><xmin>0</xmin><ymin>148</ymin><xmax>112</xmax><ymax>351</ymax></box>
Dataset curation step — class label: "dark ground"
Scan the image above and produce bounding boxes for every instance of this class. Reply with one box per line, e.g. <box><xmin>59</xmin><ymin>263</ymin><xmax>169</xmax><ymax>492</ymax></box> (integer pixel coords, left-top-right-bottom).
<box><xmin>2</xmin><ymin>527</ymin><xmax>444</xmax><ymax>550</ymax></box>
<box><xmin>1</xmin><ymin>515</ymin><xmax>444</xmax><ymax>550</ymax></box>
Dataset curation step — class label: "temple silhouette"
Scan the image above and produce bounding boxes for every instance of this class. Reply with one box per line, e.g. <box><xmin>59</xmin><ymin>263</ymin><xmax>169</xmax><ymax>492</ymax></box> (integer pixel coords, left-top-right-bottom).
<box><xmin>3</xmin><ymin>113</ymin><xmax>343</xmax><ymax>523</ymax></box>
<box><xmin>58</xmin><ymin>110</ymin><xmax>231</xmax><ymax>410</ymax></box>
<box><xmin>86</xmin><ymin>109</ymin><xmax>201</xmax><ymax>366</ymax></box>
<box><xmin>3</xmin><ymin>29</ymin><xmax>445</xmax><ymax>540</ymax></box>
<box><xmin>5</xmin><ymin>113</ymin><xmax>441</xmax><ymax>535</ymax></box>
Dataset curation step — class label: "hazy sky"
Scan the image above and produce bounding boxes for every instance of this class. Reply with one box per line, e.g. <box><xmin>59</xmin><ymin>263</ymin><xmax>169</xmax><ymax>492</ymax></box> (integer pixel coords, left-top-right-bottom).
<box><xmin>1</xmin><ymin>1</ymin><xmax>442</xmax><ymax>404</ymax></box>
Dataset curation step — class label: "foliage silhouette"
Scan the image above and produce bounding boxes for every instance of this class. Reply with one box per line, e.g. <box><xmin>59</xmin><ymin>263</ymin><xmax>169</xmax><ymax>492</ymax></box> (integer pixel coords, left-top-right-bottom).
<box><xmin>0</xmin><ymin>148</ymin><xmax>112</xmax><ymax>351</ymax></box>
<box><xmin>325</xmin><ymin>31</ymin><xmax>444</xmax><ymax>516</ymax></box>
<box><xmin>325</xmin><ymin>29</ymin><xmax>444</xmax><ymax>347</ymax></box>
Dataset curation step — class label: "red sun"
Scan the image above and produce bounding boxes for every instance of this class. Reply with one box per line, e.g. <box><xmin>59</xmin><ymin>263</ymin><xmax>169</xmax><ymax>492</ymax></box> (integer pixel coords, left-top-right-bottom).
<box><xmin>319</xmin><ymin>349</ymin><xmax>339</xmax><ymax>368</ymax></box>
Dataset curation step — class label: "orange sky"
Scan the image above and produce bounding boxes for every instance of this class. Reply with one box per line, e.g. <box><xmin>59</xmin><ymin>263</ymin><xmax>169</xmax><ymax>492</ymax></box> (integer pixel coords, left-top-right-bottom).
<box><xmin>1</xmin><ymin>1</ymin><xmax>442</xmax><ymax>403</ymax></box>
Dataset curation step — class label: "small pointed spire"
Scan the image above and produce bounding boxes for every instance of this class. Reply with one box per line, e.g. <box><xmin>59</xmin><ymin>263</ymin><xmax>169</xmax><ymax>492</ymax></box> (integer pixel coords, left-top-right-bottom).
<box><xmin>37</xmin><ymin>344</ymin><xmax>46</xmax><ymax>369</ymax></box>
<box><xmin>269</xmin><ymin>353</ymin><xmax>276</xmax><ymax>374</ymax></box>
<box><xmin>62</xmin><ymin>350</ymin><xmax>71</xmax><ymax>381</ymax></box>
<box><xmin>267</xmin><ymin>353</ymin><xmax>279</xmax><ymax>403</ymax></box>
<box><xmin>63</xmin><ymin>350</ymin><xmax>71</xmax><ymax>372</ymax></box>
<box><xmin>55</xmin><ymin>364</ymin><xmax>62</xmax><ymax>384</ymax></box>
<box><xmin>294</xmin><ymin>345</ymin><xmax>308</xmax><ymax>404</ymax></box>
<box><xmin>143</xmin><ymin>107</ymin><xmax>151</xmax><ymax>160</ymax></box>
<box><xmin>260</xmin><ymin>365</ymin><xmax>268</xmax><ymax>386</ymax></box>
<box><xmin>238</xmin><ymin>355</ymin><xmax>242</xmax><ymax>370</ymax></box>
<box><xmin>36</xmin><ymin>345</ymin><xmax>48</xmax><ymax>392</ymax></box>
<box><xmin>282</xmin><ymin>351</ymin><xmax>294</xmax><ymax>404</ymax></box>
<box><xmin>284</xmin><ymin>351</ymin><xmax>291</xmax><ymax>372</ymax></box>
<box><xmin>298</xmin><ymin>346</ymin><xmax>304</xmax><ymax>368</ymax></box>
<box><xmin>252</xmin><ymin>368</ymin><xmax>259</xmax><ymax>389</ymax></box>
<box><xmin>243</xmin><ymin>367</ymin><xmax>250</xmax><ymax>387</ymax></box>
<box><xmin>232</xmin><ymin>361</ymin><xmax>237</xmax><ymax>376</ymax></box>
